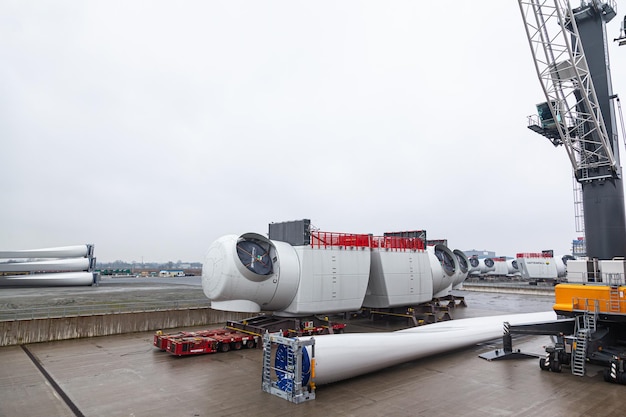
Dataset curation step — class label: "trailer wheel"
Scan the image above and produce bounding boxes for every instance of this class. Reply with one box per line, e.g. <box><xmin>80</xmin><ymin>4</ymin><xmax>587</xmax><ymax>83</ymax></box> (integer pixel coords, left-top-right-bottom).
<box><xmin>604</xmin><ymin>368</ymin><xmax>614</xmax><ymax>383</ymax></box>
<box><xmin>539</xmin><ymin>358</ymin><xmax>550</xmax><ymax>371</ymax></box>
<box><xmin>245</xmin><ymin>340</ymin><xmax>255</xmax><ymax>349</ymax></box>
<box><xmin>233</xmin><ymin>341</ymin><xmax>242</xmax><ymax>350</ymax></box>
<box><xmin>220</xmin><ymin>343</ymin><xmax>230</xmax><ymax>352</ymax></box>
<box><xmin>549</xmin><ymin>357</ymin><xmax>562</xmax><ymax>373</ymax></box>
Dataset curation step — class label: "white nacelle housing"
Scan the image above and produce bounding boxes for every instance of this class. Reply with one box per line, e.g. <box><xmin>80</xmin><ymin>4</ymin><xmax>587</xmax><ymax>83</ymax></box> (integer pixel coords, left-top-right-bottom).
<box><xmin>555</xmin><ymin>257</ymin><xmax>566</xmax><ymax>278</ymax></box>
<box><xmin>202</xmin><ymin>226</ymin><xmax>469</xmax><ymax>315</ymax></box>
<box><xmin>428</xmin><ymin>244</ymin><xmax>456</xmax><ymax>298</ymax></box>
<box><xmin>516</xmin><ymin>253</ymin><xmax>558</xmax><ymax>280</ymax></box>
<box><xmin>202</xmin><ymin>233</ymin><xmax>300</xmax><ymax>313</ymax></box>
<box><xmin>507</xmin><ymin>259</ymin><xmax>520</xmax><ymax>275</ymax></box>
<box><xmin>202</xmin><ymin>233</ymin><xmax>371</xmax><ymax>315</ymax></box>
<box><xmin>452</xmin><ymin>249</ymin><xmax>469</xmax><ymax>288</ymax></box>
<box><xmin>468</xmin><ymin>257</ymin><xmax>481</xmax><ymax>275</ymax></box>
<box><xmin>363</xmin><ymin>249</ymin><xmax>432</xmax><ymax>308</ymax></box>
<box><xmin>487</xmin><ymin>259</ymin><xmax>509</xmax><ymax>276</ymax></box>
<box><xmin>278</xmin><ymin>245</ymin><xmax>371</xmax><ymax>316</ymax></box>
<box><xmin>478</xmin><ymin>258</ymin><xmax>495</xmax><ymax>275</ymax></box>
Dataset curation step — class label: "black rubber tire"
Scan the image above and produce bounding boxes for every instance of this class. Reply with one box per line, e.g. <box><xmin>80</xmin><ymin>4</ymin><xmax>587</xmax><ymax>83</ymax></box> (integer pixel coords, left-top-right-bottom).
<box><xmin>233</xmin><ymin>342</ymin><xmax>242</xmax><ymax>350</ymax></box>
<box><xmin>245</xmin><ymin>340</ymin><xmax>255</xmax><ymax>349</ymax></box>
<box><xmin>539</xmin><ymin>358</ymin><xmax>550</xmax><ymax>371</ymax></box>
<box><xmin>220</xmin><ymin>343</ymin><xmax>230</xmax><ymax>352</ymax></box>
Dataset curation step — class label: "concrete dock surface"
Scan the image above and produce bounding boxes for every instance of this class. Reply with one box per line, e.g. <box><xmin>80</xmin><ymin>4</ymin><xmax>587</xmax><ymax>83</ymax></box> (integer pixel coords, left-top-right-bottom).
<box><xmin>1</xmin><ymin>281</ymin><xmax>624</xmax><ymax>417</ymax></box>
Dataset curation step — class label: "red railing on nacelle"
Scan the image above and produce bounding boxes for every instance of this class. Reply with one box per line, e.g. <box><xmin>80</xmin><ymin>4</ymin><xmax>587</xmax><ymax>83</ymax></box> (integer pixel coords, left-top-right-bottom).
<box><xmin>516</xmin><ymin>253</ymin><xmax>552</xmax><ymax>258</ymax></box>
<box><xmin>371</xmin><ymin>236</ymin><xmax>425</xmax><ymax>251</ymax></box>
<box><xmin>310</xmin><ymin>231</ymin><xmax>371</xmax><ymax>248</ymax></box>
<box><xmin>310</xmin><ymin>231</ymin><xmax>425</xmax><ymax>251</ymax></box>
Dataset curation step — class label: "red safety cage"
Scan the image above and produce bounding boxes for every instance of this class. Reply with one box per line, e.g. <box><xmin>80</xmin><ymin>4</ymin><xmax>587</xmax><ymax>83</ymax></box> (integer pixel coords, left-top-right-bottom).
<box><xmin>371</xmin><ymin>236</ymin><xmax>425</xmax><ymax>251</ymax></box>
<box><xmin>310</xmin><ymin>231</ymin><xmax>371</xmax><ymax>248</ymax></box>
<box><xmin>309</xmin><ymin>230</ymin><xmax>425</xmax><ymax>251</ymax></box>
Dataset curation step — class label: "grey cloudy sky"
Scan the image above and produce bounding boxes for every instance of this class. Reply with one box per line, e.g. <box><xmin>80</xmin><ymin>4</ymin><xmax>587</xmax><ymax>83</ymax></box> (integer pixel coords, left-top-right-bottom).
<box><xmin>2</xmin><ymin>1</ymin><xmax>625</xmax><ymax>263</ymax></box>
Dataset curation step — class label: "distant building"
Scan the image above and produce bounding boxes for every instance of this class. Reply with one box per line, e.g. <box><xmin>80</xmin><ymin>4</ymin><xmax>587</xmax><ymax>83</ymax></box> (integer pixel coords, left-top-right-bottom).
<box><xmin>159</xmin><ymin>270</ymin><xmax>185</xmax><ymax>277</ymax></box>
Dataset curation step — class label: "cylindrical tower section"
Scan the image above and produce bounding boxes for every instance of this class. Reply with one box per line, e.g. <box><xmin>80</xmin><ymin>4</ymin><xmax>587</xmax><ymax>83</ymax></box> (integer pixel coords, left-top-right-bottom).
<box><xmin>575</xmin><ymin>6</ymin><xmax>626</xmax><ymax>259</ymax></box>
<box><xmin>582</xmin><ymin>182</ymin><xmax>626</xmax><ymax>259</ymax></box>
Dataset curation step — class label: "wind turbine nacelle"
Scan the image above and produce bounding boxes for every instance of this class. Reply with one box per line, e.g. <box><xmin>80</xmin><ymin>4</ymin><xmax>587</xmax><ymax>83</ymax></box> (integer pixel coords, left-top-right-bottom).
<box><xmin>507</xmin><ymin>259</ymin><xmax>520</xmax><ymax>275</ymax></box>
<box><xmin>427</xmin><ymin>244</ymin><xmax>456</xmax><ymax>298</ymax></box>
<box><xmin>555</xmin><ymin>257</ymin><xmax>566</xmax><ymax>278</ymax></box>
<box><xmin>362</xmin><ymin>248</ymin><xmax>433</xmax><ymax>309</ymax></box>
<box><xmin>452</xmin><ymin>249</ymin><xmax>469</xmax><ymax>288</ymax></box>
<box><xmin>202</xmin><ymin>233</ymin><xmax>300</xmax><ymax>313</ymax></box>
<box><xmin>202</xmin><ymin>233</ymin><xmax>371</xmax><ymax>315</ymax></box>
<box><xmin>277</xmin><ymin>243</ymin><xmax>371</xmax><ymax>316</ymax></box>
<box><xmin>468</xmin><ymin>257</ymin><xmax>481</xmax><ymax>275</ymax></box>
<box><xmin>515</xmin><ymin>253</ymin><xmax>558</xmax><ymax>280</ymax></box>
<box><xmin>487</xmin><ymin>259</ymin><xmax>509</xmax><ymax>276</ymax></box>
<box><xmin>479</xmin><ymin>258</ymin><xmax>495</xmax><ymax>274</ymax></box>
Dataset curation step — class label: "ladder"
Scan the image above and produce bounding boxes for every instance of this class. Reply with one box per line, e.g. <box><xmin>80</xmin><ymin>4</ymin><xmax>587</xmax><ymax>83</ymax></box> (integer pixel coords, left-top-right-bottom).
<box><xmin>583</xmin><ymin>309</ymin><xmax>597</xmax><ymax>333</ymax></box>
<box><xmin>261</xmin><ymin>333</ymin><xmax>273</xmax><ymax>392</ymax></box>
<box><xmin>609</xmin><ymin>286</ymin><xmax>621</xmax><ymax>312</ymax></box>
<box><xmin>285</xmin><ymin>345</ymin><xmax>295</xmax><ymax>393</ymax></box>
<box><xmin>572</xmin><ymin>327</ymin><xmax>588</xmax><ymax>376</ymax></box>
<box><xmin>608</xmin><ymin>273</ymin><xmax>622</xmax><ymax>312</ymax></box>
<box><xmin>571</xmin><ymin>310</ymin><xmax>596</xmax><ymax>376</ymax></box>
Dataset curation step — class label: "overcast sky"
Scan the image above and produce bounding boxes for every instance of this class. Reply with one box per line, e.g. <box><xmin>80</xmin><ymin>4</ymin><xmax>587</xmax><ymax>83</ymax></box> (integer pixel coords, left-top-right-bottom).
<box><xmin>2</xmin><ymin>1</ymin><xmax>626</xmax><ymax>263</ymax></box>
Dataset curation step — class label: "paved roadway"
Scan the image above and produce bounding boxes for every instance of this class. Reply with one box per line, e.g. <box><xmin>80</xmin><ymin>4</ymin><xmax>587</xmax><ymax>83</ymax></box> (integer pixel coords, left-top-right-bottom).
<box><xmin>1</xmin><ymin>285</ymin><xmax>624</xmax><ymax>417</ymax></box>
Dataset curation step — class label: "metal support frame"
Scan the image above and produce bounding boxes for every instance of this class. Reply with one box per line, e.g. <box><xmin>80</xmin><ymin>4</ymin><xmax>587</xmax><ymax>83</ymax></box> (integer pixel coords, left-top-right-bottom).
<box><xmin>479</xmin><ymin>318</ymin><xmax>576</xmax><ymax>361</ymax></box>
<box><xmin>262</xmin><ymin>332</ymin><xmax>315</xmax><ymax>403</ymax></box>
<box><xmin>479</xmin><ymin>321</ymin><xmax>542</xmax><ymax>361</ymax></box>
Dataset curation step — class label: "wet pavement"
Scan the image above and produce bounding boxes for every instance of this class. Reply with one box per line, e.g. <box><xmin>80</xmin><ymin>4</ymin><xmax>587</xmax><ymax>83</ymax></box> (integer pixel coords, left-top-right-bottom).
<box><xmin>1</xmin><ymin>286</ymin><xmax>624</xmax><ymax>417</ymax></box>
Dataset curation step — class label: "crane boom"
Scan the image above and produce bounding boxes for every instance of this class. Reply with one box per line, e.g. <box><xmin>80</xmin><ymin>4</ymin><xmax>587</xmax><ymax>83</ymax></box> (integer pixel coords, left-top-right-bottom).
<box><xmin>519</xmin><ymin>0</ymin><xmax>618</xmax><ymax>181</ymax></box>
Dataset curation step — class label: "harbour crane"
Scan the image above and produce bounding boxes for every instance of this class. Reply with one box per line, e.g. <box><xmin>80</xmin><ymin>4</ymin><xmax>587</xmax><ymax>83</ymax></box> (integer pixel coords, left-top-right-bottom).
<box><xmin>493</xmin><ymin>0</ymin><xmax>626</xmax><ymax>383</ymax></box>
<box><xmin>520</xmin><ymin>0</ymin><xmax>626</xmax><ymax>264</ymax></box>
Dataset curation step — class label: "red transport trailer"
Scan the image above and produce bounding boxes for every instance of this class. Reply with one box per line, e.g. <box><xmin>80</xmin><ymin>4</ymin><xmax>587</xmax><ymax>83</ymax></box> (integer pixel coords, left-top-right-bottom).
<box><xmin>153</xmin><ymin>329</ymin><xmax>223</xmax><ymax>351</ymax></box>
<box><xmin>154</xmin><ymin>328</ymin><xmax>260</xmax><ymax>356</ymax></box>
<box><xmin>154</xmin><ymin>316</ymin><xmax>347</xmax><ymax>356</ymax></box>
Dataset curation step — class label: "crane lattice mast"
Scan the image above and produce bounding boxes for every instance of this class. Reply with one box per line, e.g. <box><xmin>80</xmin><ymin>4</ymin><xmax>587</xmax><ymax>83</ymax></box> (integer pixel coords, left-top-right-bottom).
<box><xmin>519</xmin><ymin>0</ymin><xmax>619</xmax><ymax>182</ymax></box>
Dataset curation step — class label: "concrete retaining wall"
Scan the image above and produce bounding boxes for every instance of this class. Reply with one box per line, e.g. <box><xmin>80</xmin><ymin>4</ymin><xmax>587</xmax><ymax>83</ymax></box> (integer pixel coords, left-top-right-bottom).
<box><xmin>0</xmin><ymin>308</ymin><xmax>250</xmax><ymax>346</ymax></box>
